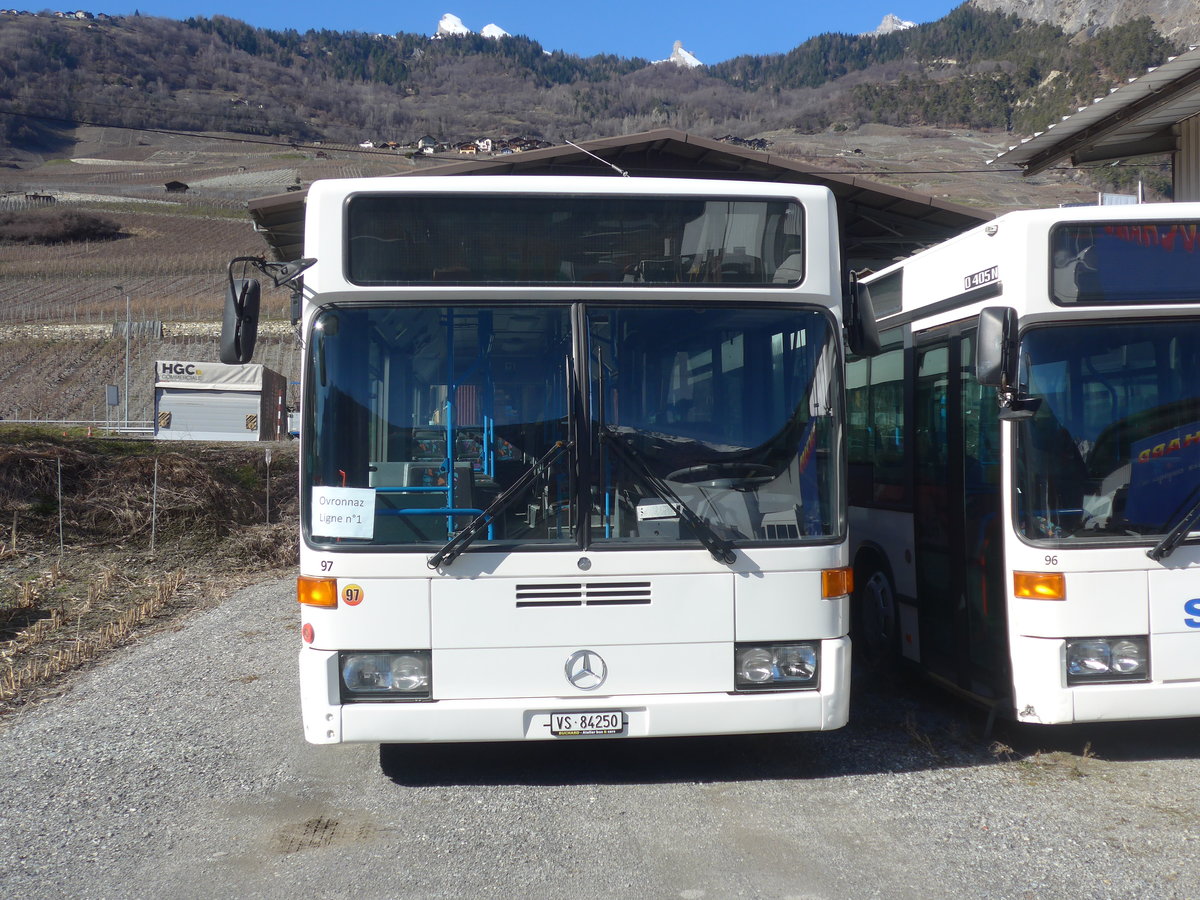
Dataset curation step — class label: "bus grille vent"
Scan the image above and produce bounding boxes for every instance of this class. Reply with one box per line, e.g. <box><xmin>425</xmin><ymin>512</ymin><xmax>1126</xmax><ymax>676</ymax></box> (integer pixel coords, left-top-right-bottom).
<box><xmin>515</xmin><ymin>582</ymin><xmax>652</xmax><ymax>608</ymax></box>
<box><xmin>584</xmin><ymin>582</ymin><xmax>652</xmax><ymax>606</ymax></box>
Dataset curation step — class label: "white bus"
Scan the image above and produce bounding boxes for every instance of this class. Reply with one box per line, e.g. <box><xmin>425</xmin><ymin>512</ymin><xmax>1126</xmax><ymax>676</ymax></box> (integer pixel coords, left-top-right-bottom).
<box><xmin>849</xmin><ymin>203</ymin><xmax>1200</xmax><ymax>725</ymax></box>
<box><xmin>223</xmin><ymin>175</ymin><xmax>872</xmax><ymax>744</ymax></box>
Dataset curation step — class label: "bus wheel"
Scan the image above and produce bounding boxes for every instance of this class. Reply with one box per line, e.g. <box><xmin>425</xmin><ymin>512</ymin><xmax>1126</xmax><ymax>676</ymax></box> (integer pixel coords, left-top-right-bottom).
<box><xmin>854</xmin><ymin>562</ymin><xmax>898</xmax><ymax>668</ymax></box>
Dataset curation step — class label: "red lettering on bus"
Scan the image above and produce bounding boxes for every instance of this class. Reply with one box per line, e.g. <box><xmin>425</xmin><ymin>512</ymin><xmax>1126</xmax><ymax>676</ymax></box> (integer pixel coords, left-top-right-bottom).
<box><xmin>1103</xmin><ymin>223</ymin><xmax>1197</xmax><ymax>253</ymax></box>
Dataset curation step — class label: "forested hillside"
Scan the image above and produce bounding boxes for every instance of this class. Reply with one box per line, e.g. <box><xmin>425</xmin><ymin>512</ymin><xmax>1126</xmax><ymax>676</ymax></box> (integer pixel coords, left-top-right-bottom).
<box><xmin>713</xmin><ymin>9</ymin><xmax>1176</xmax><ymax>133</ymax></box>
<box><xmin>970</xmin><ymin>0</ymin><xmax>1200</xmax><ymax>47</ymax></box>
<box><xmin>0</xmin><ymin>6</ymin><xmax>1182</xmax><ymax>157</ymax></box>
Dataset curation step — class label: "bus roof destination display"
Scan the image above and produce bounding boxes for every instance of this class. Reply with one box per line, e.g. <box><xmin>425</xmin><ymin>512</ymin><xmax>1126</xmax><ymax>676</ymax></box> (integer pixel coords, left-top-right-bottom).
<box><xmin>346</xmin><ymin>194</ymin><xmax>804</xmax><ymax>287</ymax></box>
<box><xmin>1051</xmin><ymin>221</ymin><xmax>1200</xmax><ymax>305</ymax></box>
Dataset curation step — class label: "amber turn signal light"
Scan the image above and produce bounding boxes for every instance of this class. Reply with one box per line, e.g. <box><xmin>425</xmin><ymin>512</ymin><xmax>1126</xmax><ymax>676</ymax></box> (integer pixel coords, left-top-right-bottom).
<box><xmin>1013</xmin><ymin>571</ymin><xmax>1066</xmax><ymax>601</ymax></box>
<box><xmin>822</xmin><ymin>567</ymin><xmax>854</xmax><ymax>598</ymax></box>
<box><xmin>298</xmin><ymin>575</ymin><xmax>338</xmax><ymax>608</ymax></box>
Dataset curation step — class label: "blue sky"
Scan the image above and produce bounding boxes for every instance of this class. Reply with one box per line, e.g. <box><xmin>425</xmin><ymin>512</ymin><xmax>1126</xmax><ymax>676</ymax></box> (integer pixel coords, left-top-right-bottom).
<box><xmin>110</xmin><ymin>2</ymin><xmax>962</xmax><ymax>63</ymax></box>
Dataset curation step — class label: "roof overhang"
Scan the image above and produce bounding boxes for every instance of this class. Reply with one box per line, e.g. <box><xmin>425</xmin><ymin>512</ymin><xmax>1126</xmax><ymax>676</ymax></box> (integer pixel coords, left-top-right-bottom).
<box><xmin>993</xmin><ymin>45</ymin><xmax>1200</xmax><ymax>176</ymax></box>
<box><xmin>248</xmin><ymin>128</ymin><xmax>991</xmax><ymax>271</ymax></box>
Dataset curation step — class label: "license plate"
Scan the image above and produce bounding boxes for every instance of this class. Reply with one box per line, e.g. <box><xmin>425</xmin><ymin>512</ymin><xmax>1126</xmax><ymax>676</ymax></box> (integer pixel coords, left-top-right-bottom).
<box><xmin>550</xmin><ymin>711</ymin><xmax>625</xmax><ymax>736</ymax></box>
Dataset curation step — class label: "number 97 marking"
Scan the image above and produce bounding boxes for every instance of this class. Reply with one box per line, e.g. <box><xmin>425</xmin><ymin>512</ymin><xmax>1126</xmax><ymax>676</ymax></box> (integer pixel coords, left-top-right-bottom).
<box><xmin>343</xmin><ymin>584</ymin><xmax>364</xmax><ymax>606</ymax></box>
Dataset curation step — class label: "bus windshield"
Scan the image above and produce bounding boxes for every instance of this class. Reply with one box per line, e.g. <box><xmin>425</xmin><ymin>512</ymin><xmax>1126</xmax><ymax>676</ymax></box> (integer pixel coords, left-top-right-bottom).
<box><xmin>1016</xmin><ymin>321</ymin><xmax>1200</xmax><ymax>542</ymax></box>
<box><xmin>305</xmin><ymin>304</ymin><xmax>841</xmax><ymax>550</ymax></box>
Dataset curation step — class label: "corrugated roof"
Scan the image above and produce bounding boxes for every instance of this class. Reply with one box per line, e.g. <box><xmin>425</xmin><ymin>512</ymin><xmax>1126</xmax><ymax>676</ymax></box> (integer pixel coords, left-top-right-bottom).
<box><xmin>992</xmin><ymin>45</ymin><xmax>1200</xmax><ymax>176</ymax></box>
<box><xmin>246</xmin><ymin>129</ymin><xmax>990</xmax><ymax>272</ymax></box>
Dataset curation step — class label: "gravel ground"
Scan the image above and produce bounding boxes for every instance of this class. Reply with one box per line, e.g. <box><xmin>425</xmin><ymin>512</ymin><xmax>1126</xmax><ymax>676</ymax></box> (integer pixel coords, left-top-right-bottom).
<box><xmin>0</xmin><ymin>577</ymin><xmax>1197</xmax><ymax>900</ymax></box>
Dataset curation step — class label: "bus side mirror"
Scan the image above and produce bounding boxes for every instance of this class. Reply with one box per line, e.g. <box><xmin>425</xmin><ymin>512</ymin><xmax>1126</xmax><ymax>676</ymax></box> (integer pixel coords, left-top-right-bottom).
<box><xmin>845</xmin><ymin>279</ymin><xmax>882</xmax><ymax>357</ymax></box>
<box><xmin>220</xmin><ymin>278</ymin><xmax>261</xmax><ymax>364</ymax></box>
<box><xmin>975</xmin><ymin>306</ymin><xmax>1017</xmax><ymax>388</ymax></box>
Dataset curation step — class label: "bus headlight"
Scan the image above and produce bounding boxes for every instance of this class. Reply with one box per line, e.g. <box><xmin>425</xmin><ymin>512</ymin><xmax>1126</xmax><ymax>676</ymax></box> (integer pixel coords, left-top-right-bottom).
<box><xmin>340</xmin><ymin>651</ymin><xmax>432</xmax><ymax>700</ymax></box>
<box><xmin>735</xmin><ymin>642</ymin><xmax>819</xmax><ymax>691</ymax></box>
<box><xmin>1065</xmin><ymin>637</ymin><xmax>1148</xmax><ymax>685</ymax></box>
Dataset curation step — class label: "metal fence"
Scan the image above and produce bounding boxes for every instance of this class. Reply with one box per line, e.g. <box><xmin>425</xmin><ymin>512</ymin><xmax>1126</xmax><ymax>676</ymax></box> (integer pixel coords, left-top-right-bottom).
<box><xmin>0</xmin><ymin>418</ymin><xmax>155</xmax><ymax>435</ymax></box>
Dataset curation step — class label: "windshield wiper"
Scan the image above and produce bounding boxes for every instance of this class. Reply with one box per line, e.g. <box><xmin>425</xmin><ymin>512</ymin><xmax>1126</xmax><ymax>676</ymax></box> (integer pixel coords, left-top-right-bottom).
<box><xmin>427</xmin><ymin>440</ymin><xmax>572</xmax><ymax>569</ymax></box>
<box><xmin>1148</xmin><ymin>482</ymin><xmax>1200</xmax><ymax>561</ymax></box>
<box><xmin>600</xmin><ymin>427</ymin><xmax>736</xmax><ymax>565</ymax></box>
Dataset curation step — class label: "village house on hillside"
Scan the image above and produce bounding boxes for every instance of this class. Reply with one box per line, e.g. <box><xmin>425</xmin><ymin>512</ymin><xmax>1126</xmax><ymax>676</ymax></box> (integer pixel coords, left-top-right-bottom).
<box><xmin>354</xmin><ymin>135</ymin><xmax>551</xmax><ymax>157</ymax></box>
<box><xmin>0</xmin><ymin>8</ymin><xmax>112</xmax><ymax>18</ymax></box>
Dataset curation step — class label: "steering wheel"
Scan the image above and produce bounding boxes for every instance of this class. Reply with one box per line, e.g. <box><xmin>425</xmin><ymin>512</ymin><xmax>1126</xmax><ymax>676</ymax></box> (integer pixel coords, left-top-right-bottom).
<box><xmin>666</xmin><ymin>462</ymin><xmax>775</xmax><ymax>489</ymax></box>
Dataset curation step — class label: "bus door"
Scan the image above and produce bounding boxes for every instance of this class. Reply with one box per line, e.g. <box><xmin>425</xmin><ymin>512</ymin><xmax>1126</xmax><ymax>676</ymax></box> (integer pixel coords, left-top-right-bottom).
<box><xmin>913</xmin><ymin>322</ymin><xmax>1006</xmax><ymax>697</ymax></box>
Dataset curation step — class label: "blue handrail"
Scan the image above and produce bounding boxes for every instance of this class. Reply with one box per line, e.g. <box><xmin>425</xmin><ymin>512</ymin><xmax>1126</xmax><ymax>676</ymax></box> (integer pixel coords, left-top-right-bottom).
<box><xmin>373</xmin><ymin>485</ymin><xmax>489</xmax><ymax>536</ymax></box>
<box><xmin>377</xmin><ymin>508</ymin><xmax>484</xmax><ymax>517</ymax></box>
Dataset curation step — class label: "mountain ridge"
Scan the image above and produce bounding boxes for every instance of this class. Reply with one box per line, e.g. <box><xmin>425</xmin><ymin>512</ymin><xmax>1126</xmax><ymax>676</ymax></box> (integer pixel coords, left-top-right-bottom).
<box><xmin>865</xmin><ymin>14</ymin><xmax>918</xmax><ymax>37</ymax></box>
<box><xmin>0</xmin><ymin>4</ymin><xmax>1180</xmax><ymax>205</ymax></box>
<box><xmin>969</xmin><ymin>0</ymin><xmax>1200</xmax><ymax>45</ymax></box>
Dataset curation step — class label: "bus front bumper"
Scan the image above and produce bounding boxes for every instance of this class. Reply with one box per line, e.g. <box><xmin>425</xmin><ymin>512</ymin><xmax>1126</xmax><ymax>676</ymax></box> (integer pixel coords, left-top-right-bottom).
<box><xmin>1012</xmin><ymin>634</ymin><xmax>1200</xmax><ymax>724</ymax></box>
<box><xmin>299</xmin><ymin>638</ymin><xmax>850</xmax><ymax>744</ymax></box>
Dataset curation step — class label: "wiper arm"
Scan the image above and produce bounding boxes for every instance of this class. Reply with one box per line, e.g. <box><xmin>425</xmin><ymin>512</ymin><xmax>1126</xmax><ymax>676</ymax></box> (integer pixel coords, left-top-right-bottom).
<box><xmin>600</xmin><ymin>428</ymin><xmax>735</xmax><ymax>565</ymax></box>
<box><xmin>1148</xmin><ymin>482</ymin><xmax>1200</xmax><ymax>561</ymax></box>
<box><xmin>427</xmin><ymin>440</ymin><xmax>572</xmax><ymax>569</ymax></box>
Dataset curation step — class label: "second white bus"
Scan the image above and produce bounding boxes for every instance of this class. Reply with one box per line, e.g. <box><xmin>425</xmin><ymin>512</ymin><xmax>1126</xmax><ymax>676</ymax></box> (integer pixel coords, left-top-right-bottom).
<box><xmin>849</xmin><ymin>203</ymin><xmax>1200</xmax><ymax>725</ymax></box>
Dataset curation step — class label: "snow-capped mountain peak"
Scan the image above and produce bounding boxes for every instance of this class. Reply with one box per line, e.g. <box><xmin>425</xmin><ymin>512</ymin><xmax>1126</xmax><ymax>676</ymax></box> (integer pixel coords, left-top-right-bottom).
<box><xmin>434</xmin><ymin>13</ymin><xmax>510</xmax><ymax>40</ymax></box>
<box><xmin>655</xmin><ymin>40</ymin><xmax>703</xmax><ymax>68</ymax></box>
<box><xmin>864</xmin><ymin>13</ymin><xmax>916</xmax><ymax>36</ymax></box>
<box><xmin>435</xmin><ymin>13</ymin><xmax>471</xmax><ymax>37</ymax></box>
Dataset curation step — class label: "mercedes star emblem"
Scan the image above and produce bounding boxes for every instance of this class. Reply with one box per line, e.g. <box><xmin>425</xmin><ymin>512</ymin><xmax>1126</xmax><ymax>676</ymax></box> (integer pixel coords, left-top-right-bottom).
<box><xmin>565</xmin><ymin>649</ymin><xmax>608</xmax><ymax>691</ymax></box>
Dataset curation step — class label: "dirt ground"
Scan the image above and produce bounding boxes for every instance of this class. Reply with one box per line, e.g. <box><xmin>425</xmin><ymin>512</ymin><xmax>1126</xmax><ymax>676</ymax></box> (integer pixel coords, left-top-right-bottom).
<box><xmin>0</xmin><ymin>427</ymin><xmax>299</xmax><ymax>714</ymax></box>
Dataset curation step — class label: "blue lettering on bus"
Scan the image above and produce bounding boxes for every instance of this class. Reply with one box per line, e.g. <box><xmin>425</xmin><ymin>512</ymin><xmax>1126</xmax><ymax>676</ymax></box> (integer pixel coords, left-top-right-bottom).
<box><xmin>1185</xmin><ymin>597</ymin><xmax>1200</xmax><ymax>629</ymax></box>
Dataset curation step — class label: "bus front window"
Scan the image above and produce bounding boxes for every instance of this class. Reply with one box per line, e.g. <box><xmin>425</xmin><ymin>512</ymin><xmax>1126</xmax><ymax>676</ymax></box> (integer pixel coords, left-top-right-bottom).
<box><xmin>305</xmin><ymin>305</ymin><xmax>574</xmax><ymax>547</ymax></box>
<box><xmin>1016</xmin><ymin>322</ymin><xmax>1200</xmax><ymax>543</ymax></box>
<box><xmin>588</xmin><ymin>307</ymin><xmax>842</xmax><ymax>545</ymax></box>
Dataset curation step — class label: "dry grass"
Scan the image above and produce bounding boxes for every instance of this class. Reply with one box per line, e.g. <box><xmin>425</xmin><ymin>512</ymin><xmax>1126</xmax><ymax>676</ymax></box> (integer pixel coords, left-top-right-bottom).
<box><xmin>903</xmin><ymin>710</ymin><xmax>945</xmax><ymax>762</ymax></box>
<box><xmin>0</xmin><ymin>440</ymin><xmax>277</xmax><ymax>538</ymax></box>
<box><xmin>1</xmin><ymin>563</ymin><xmax>190</xmax><ymax>704</ymax></box>
<box><xmin>1013</xmin><ymin>742</ymin><xmax>1101</xmax><ymax>781</ymax></box>
<box><xmin>0</xmin><ymin>431</ymin><xmax>299</xmax><ymax>713</ymax></box>
<box><xmin>0</xmin><ymin>147</ymin><xmax>315</xmax><ymax>709</ymax></box>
